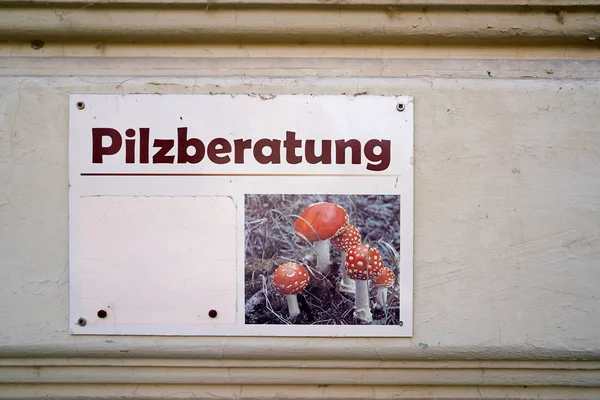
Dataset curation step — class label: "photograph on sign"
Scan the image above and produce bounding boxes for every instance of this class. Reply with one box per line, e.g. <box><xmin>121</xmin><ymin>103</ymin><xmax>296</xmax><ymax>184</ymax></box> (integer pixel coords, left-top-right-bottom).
<box><xmin>245</xmin><ymin>194</ymin><xmax>401</xmax><ymax>326</ymax></box>
<box><xmin>68</xmin><ymin>94</ymin><xmax>414</xmax><ymax>337</ymax></box>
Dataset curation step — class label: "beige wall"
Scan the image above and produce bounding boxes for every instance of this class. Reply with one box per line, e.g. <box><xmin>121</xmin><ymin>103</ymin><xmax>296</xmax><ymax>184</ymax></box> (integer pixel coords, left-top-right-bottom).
<box><xmin>1</xmin><ymin>1</ymin><xmax>600</xmax><ymax>398</ymax></box>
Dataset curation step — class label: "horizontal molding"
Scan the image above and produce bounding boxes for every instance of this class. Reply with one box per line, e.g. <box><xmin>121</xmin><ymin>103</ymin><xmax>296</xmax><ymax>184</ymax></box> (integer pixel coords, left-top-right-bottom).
<box><xmin>2</xmin><ymin>343</ymin><xmax>600</xmax><ymax>362</ymax></box>
<box><xmin>1</xmin><ymin>58</ymin><xmax>600</xmax><ymax>78</ymax></box>
<box><xmin>2</xmin><ymin>358</ymin><xmax>600</xmax><ymax>370</ymax></box>
<box><xmin>2</xmin><ymin>384</ymin><xmax>600</xmax><ymax>400</ymax></box>
<box><xmin>2</xmin><ymin>0</ymin><xmax>600</xmax><ymax>7</ymax></box>
<box><xmin>0</xmin><ymin>5</ymin><xmax>598</xmax><ymax>45</ymax></box>
<box><xmin>0</xmin><ymin>359</ymin><xmax>599</xmax><ymax>386</ymax></box>
<box><xmin>2</xmin><ymin>359</ymin><xmax>599</xmax><ymax>399</ymax></box>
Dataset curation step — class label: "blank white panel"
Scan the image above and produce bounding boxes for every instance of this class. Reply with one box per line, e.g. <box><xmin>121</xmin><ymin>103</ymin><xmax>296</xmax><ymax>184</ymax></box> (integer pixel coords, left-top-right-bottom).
<box><xmin>77</xmin><ymin>196</ymin><xmax>237</xmax><ymax>327</ymax></box>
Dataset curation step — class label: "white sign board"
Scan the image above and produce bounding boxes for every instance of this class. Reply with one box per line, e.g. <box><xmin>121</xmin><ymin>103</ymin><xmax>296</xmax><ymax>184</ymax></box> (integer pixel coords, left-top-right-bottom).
<box><xmin>69</xmin><ymin>94</ymin><xmax>414</xmax><ymax>337</ymax></box>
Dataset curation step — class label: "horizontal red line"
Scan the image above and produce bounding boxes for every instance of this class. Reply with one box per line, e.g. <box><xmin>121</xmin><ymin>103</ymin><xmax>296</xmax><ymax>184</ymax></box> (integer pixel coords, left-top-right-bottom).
<box><xmin>80</xmin><ymin>173</ymin><xmax>398</xmax><ymax>177</ymax></box>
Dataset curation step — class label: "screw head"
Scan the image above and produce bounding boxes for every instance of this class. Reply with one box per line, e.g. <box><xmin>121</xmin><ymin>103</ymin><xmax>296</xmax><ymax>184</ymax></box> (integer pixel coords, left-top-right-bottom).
<box><xmin>208</xmin><ymin>309</ymin><xmax>218</xmax><ymax>318</ymax></box>
<box><xmin>399</xmin><ymin>320</ymin><xmax>404</xmax><ymax>327</ymax></box>
<box><xmin>76</xmin><ymin>101</ymin><xmax>85</xmax><ymax>110</ymax></box>
<box><xmin>77</xmin><ymin>317</ymin><xmax>87</xmax><ymax>326</ymax></box>
<box><xmin>396</xmin><ymin>102</ymin><xmax>405</xmax><ymax>112</ymax></box>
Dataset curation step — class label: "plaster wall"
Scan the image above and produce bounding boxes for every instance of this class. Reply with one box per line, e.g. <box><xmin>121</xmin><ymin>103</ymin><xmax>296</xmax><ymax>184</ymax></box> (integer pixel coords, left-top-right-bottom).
<box><xmin>1</xmin><ymin>1</ymin><xmax>600</xmax><ymax>398</ymax></box>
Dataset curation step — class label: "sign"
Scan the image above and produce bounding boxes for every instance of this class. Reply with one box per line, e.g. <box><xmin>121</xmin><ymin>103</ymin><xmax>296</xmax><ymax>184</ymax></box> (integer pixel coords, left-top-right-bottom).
<box><xmin>69</xmin><ymin>94</ymin><xmax>414</xmax><ymax>337</ymax></box>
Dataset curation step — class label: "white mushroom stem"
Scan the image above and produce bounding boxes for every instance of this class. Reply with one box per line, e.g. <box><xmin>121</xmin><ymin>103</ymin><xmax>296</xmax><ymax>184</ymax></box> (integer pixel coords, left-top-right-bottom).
<box><xmin>314</xmin><ymin>240</ymin><xmax>331</xmax><ymax>274</ymax></box>
<box><xmin>353</xmin><ymin>279</ymin><xmax>373</xmax><ymax>323</ymax></box>
<box><xmin>339</xmin><ymin>251</ymin><xmax>356</xmax><ymax>293</ymax></box>
<box><xmin>286</xmin><ymin>294</ymin><xmax>301</xmax><ymax>318</ymax></box>
<box><xmin>375</xmin><ymin>287</ymin><xmax>388</xmax><ymax>309</ymax></box>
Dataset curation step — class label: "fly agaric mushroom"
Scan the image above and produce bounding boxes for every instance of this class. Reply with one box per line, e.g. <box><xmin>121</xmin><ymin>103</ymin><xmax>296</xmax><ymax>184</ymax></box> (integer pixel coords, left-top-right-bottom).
<box><xmin>330</xmin><ymin>223</ymin><xmax>361</xmax><ymax>293</ymax></box>
<box><xmin>272</xmin><ymin>262</ymin><xmax>310</xmax><ymax>318</ymax></box>
<box><xmin>294</xmin><ymin>202</ymin><xmax>348</xmax><ymax>274</ymax></box>
<box><xmin>345</xmin><ymin>243</ymin><xmax>384</xmax><ymax>323</ymax></box>
<box><xmin>372</xmin><ymin>267</ymin><xmax>395</xmax><ymax>309</ymax></box>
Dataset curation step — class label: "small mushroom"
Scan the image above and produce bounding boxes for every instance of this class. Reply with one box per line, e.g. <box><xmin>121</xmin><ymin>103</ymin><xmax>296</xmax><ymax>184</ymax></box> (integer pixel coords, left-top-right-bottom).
<box><xmin>272</xmin><ymin>262</ymin><xmax>310</xmax><ymax>319</ymax></box>
<box><xmin>372</xmin><ymin>267</ymin><xmax>395</xmax><ymax>309</ymax></box>
<box><xmin>294</xmin><ymin>202</ymin><xmax>348</xmax><ymax>274</ymax></box>
<box><xmin>330</xmin><ymin>223</ymin><xmax>361</xmax><ymax>293</ymax></box>
<box><xmin>345</xmin><ymin>243</ymin><xmax>384</xmax><ymax>323</ymax></box>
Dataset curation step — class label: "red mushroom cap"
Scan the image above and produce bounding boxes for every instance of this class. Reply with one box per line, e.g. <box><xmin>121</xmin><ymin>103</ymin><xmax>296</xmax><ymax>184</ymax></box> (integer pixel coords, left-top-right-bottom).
<box><xmin>330</xmin><ymin>224</ymin><xmax>361</xmax><ymax>252</ymax></box>
<box><xmin>372</xmin><ymin>267</ymin><xmax>395</xmax><ymax>288</ymax></box>
<box><xmin>345</xmin><ymin>244</ymin><xmax>384</xmax><ymax>280</ymax></box>
<box><xmin>272</xmin><ymin>262</ymin><xmax>310</xmax><ymax>295</ymax></box>
<box><xmin>294</xmin><ymin>202</ymin><xmax>348</xmax><ymax>243</ymax></box>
